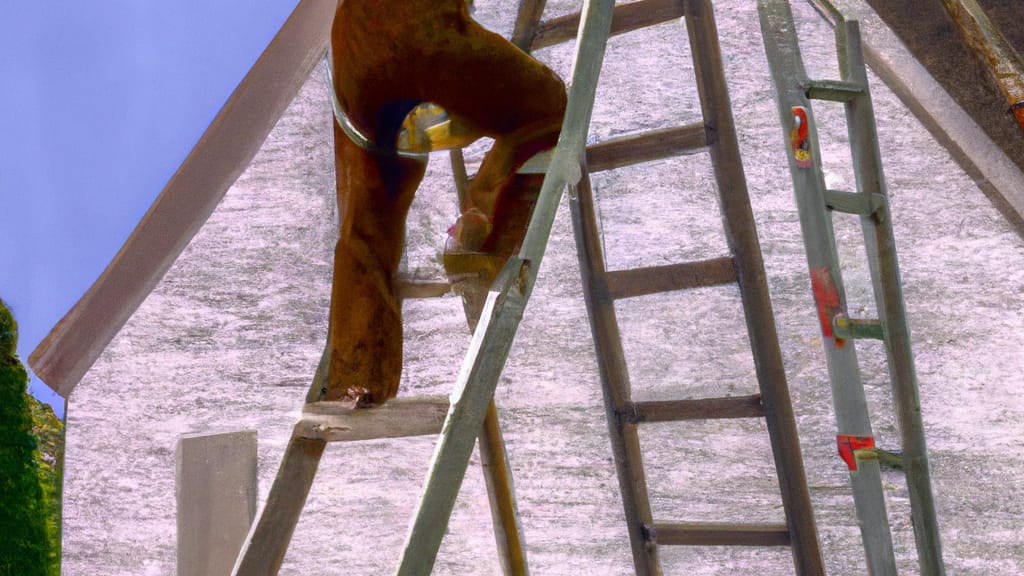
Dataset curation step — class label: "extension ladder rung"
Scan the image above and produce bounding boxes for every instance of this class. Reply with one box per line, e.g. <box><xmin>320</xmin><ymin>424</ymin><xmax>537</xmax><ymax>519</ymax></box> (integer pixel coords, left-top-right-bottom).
<box><xmin>652</xmin><ymin>522</ymin><xmax>791</xmax><ymax>547</ymax></box>
<box><xmin>295</xmin><ymin>397</ymin><xmax>450</xmax><ymax>443</ymax></box>
<box><xmin>823</xmin><ymin>189</ymin><xmax>886</xmax><ymax>217</ymax></box>
<box><xmin>627</xmin><ymin>394</ymin><xmax>765</xmax><ymax>423</ymax></box>
<box><xmin>531</xmin><ymin>0</ymin><xmax>686</xmax><ymax>50</ymax></box>
<box><xmin>831</xmin><ymin>315</ymin><xmax>884</xmax><ymax>341</ymax></box>
<box><xmin>602</xmin><ymin>256</ymin><xmax>736</xmax><ymax>300</ymax></box>
<box><xmin>586</xmin><ymin>123</ymin><xmax>708</xmax><ymax>172</ymax></box>
<box><xmin>804</xmin><ymin>79</ymin><xmax>864</xmax><ymax>102</ymax></box>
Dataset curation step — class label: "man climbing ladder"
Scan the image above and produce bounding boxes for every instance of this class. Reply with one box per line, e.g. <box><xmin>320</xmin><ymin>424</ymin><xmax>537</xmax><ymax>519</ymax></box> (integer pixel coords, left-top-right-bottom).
<box><xmin>323</xmin><ymin>0</ymin><xmax>567</xmax><ymax>406</ymax></box>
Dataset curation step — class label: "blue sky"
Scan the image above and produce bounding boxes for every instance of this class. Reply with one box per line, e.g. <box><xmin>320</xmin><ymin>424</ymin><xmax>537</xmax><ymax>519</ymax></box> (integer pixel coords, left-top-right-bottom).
<box><xmin>0</xmin><ymin>2</ymin><xmax>299</xmax><ymax>417</ymax></box>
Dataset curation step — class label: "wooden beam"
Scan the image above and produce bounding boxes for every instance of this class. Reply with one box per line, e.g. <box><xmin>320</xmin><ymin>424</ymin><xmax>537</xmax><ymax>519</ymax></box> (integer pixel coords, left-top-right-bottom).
<box><xmin>29</xmin><ymin>0</ymin><xmax>336</xmax><ymax>397</ymax></box>
<box><xmin>940</xmin><ymin>0</ymin><xmax>1024</xmax><ymax>133</ymax></box>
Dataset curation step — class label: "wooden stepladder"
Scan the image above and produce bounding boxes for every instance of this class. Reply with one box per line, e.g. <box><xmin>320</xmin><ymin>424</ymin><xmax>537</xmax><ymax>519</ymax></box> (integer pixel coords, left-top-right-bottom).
<box><xmin>758</xmin><ymin>1</ymin><xmax>945</xmax><ymax>574</ymax></box>
<box><xmin>232</xmin><ymin>1</ymin><xmax>618</xmax><ymax>574</ymax></box>
<box><xmin>235</xmin><ymin>1</ymin><xmax>828</xmax><ymax>574</ymax></box>
<box><xmin>524</xmin><ymin>0</ymin><xmax>826</xmax><ymax>574</ymax></box>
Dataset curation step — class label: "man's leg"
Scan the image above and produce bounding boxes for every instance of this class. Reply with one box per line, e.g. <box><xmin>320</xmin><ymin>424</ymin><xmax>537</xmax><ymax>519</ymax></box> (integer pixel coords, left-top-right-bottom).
<box><xmin>324</xmin><ymin>128</ymin><xmax>427</xmax><ymax>405</ymax></box>
<box><xmin>417</xmin><ymin>18</ymin><xmax>567</xmax><ymax>252</ymax></box>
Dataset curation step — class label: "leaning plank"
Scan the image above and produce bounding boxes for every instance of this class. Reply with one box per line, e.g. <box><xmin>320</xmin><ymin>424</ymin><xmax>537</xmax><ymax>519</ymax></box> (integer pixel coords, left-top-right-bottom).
<box><xmin>29</xmin><ymin>0</ymin><xmax>336</xmax><ymax>397</ymax></box>
<box><xmin>177</xmin><ymin>430</ymin><xmax>258</xmax><ymax>576</ymax></box>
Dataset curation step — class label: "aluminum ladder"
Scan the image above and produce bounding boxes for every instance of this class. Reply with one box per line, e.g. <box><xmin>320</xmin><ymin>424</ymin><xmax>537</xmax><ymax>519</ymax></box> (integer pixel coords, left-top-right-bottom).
<box><xmin>758</xmin><ymin>1</ymin><xmax>945</xmax><ymax>574</ymax></box>
<box><xmin>513</xmin><ymin>0</ymin><xmax>827</xmax><ymax>573</ymax></box>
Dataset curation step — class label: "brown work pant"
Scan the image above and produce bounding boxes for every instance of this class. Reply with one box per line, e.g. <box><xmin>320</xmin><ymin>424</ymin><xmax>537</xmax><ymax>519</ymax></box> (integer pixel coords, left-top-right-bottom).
<box><xmin>324</xmin><ymin>0</ymin><xmax>567</xmax><ymax>404</ymax></box>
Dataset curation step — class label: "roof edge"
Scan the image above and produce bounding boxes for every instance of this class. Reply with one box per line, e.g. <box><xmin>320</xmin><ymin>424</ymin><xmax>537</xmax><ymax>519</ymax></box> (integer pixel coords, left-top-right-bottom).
<box><xmin>29</xmin><ymin>0</ymin><xmax>336</xmax><ymax>397</ymax></box>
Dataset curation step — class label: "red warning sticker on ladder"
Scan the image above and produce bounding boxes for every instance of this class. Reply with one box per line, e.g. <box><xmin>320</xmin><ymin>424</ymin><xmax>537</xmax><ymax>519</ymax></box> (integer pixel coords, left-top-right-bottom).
<box><xmin>790</xmin><ymin>106</ymin><xmax>812</xmax><ymax>168</ymax></box>
<box><xmin>809</xmin><ymin>267</ymin><xmax>846</xmax><ymax>348</ymax></box>
<box><xmin>837</xmin><ymin>435</ymin><xmax>876</xmax><ymax>471</ymax></box>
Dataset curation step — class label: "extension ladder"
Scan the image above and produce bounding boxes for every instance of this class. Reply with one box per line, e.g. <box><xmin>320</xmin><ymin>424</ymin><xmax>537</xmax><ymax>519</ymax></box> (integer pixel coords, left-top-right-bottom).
<box><xmin>758</xmin><ymin>1</ymin><xmax>945</xmax><ymax>574</ymax></box>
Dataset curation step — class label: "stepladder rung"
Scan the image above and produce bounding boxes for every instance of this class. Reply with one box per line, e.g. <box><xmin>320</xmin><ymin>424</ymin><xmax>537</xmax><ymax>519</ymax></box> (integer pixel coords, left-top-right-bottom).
<box><xmin>823</xmin><ymin>189</ymin><xmax>886</xmax><ymax>217</ymax></box>
<box><xmin>602</xmin><ymin>256</ymin><xmax>736</xmax><ymax>300</ymax></box>
<box><xmin>531</xmin><ymin>0</ymin><xmax>685</xmax><ymax>50</ymax></box>
<box><xmin>396</xmin><ymin>276</ymin><xmax>452</xmax><ymax>299</ymax></box>
<box><xmin>295</xmin><ymin>396</ymin><xmax>450</xmax><ymax>442</ymax></box>
<box><xmin>804</xmin><ymin>78</ymin><xmax>864</xmax><ymax>102</ymax></box>
<box><xmin>518</xmin><ymin>123</ymin><xmax>708</xmax><ymax>175</ymax></box>
<box><xmin>627</xmin><ymin>394</ymin><xmax>765</xmax><ymax>423</ymax></box>
<box><xmin>652</xmin><ymin>522</ymin><xmax>792</xmax><ymax>547</ymax></box>
<box><xmin>586</xmin><ymin>123</ymin><xmax>708</xmax><ymax>172</ymax></box>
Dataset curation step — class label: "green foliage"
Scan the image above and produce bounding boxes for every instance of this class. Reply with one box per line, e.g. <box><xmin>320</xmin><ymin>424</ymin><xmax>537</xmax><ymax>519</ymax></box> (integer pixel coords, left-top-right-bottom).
<box><xmin>0</xmin><ymin>298</ymin><xmax>15</xmax><ymax>357</ymax></box>
<box><xmin>0</xmin><ymin>299</ymin><xmax>56</xmax><ymax>576</ymax></box>
<box><xmin>28</xmin><ymin>396</ymin><xmax>64</xmax><ymax>571</ymax></box>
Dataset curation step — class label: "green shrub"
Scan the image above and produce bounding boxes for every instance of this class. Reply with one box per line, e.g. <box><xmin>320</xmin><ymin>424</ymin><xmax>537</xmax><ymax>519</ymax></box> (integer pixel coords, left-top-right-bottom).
<box><xmin>28</xmin><ymin>395</ymin><xmax>63</xmax><ymax>571</ymax></box>
<box><xmin>0</xmin><ymin>299</ymin><xmax>56</xmax><ymax>576</ymax></box>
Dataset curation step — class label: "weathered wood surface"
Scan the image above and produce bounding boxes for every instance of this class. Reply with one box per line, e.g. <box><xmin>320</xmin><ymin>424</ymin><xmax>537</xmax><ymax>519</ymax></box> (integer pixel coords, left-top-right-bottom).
<box><xmin>603</xmin><ymin>256</ymin><xmax>737</xmax><ymax>300</ymax></box>
<box><xmin>628</xmin><ymin>394</ymin><xmax>766</xmax><ymax>423</ymax></box>
<box><xmin>296</xmin><ymin>397</ymin><xmax>450</xmax><ymax>443</ymax></box>
<box><xmin>653</xmin><ymin>522</ymin><xmax>791</xmax><ymax>547</ymax></box>
<box><xmin>939</xmin><ymin>0</ymin><xmax>1024</xmax><ymax>132</ymax></box>
<box><xmin>585</xmin><ymin>123</ymin><xmax>708</xmax><ymax>173</ymax></box>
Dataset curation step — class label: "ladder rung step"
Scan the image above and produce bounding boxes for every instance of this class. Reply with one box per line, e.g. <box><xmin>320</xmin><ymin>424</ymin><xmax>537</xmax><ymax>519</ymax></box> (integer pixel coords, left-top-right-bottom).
<box><xmin>586</xmin><ymin>124</ymin><xmax>707</xmax><ymax>172</ymax></box>
<box><xmin>831</xmin><ymin>314</ymin><xmax>884</xmax><ymax>341</ymax></box>
<box><xmin>296</xmin><ymin>396</ymin><xmax>450</xmax><ymax>442</ymax></box>
<box><xmin>652</xmin><ymin>522</ymin><xmax>791</xmax><ymax>547</ymax></box>
<box><xmin>532</xmin><ymin>0</ymin><xmax>685</xmax><ymax>50</ymax></box>
<box><xmin>804</xmin><ymin>79</ymin><xmax>864</xmax><ymax>102</ymax></box>
<box><xmin>628</xmin><ymin>394</ymin><xmax>764</xmax><ymax>423</ymax></box>
<box><xmin>396</xmin><ymin>277</ymin><xmax>452</xmax><ymax>299</ymax></box>
<box><xmin>603</xmin><ymin>256</ymin><xmax>736</xmax><ymax>300</ymax></box>
<box><xmin>824</xmin><ymin>189</ymin><xmax>886</xmax><ymax>217</ymax></box>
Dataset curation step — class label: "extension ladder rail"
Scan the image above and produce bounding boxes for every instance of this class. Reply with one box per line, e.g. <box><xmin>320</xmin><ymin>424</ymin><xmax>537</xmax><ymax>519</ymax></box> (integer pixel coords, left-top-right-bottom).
<box><xmin>515</xmin><ymin>0</ymin><xmax>827</xmax><ymax>573</ymax></box>
<box><xmin>758</xmin><ymin>1</ymin><xmax>945</xmax><ymax>574</ymax></box>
